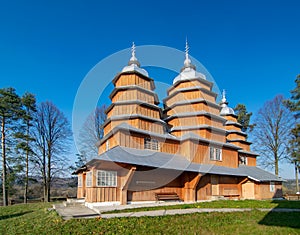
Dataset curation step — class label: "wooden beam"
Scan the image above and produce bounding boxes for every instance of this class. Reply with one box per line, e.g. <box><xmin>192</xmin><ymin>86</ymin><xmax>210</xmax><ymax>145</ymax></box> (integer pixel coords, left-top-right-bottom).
<box><xmin>120</xmin><ymin>166</ymin><xmax>136</xmax><ymax>205</ymax></box>
<box><xmin>183</xmin><ymin>173</ymin><xmax>202</xmax><ymax>202</ymax></box>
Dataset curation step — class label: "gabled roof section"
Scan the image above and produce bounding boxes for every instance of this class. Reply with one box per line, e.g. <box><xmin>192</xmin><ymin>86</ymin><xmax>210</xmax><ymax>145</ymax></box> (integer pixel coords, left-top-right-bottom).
<box><xmin>163</xmin><ymin>86</ymin><xmax>218</xmax><ymax>103</ymax></box>
<box><xmin>238</xmin><ymin>165</ymin><xmax>284</xmax><ymax>182</ymax></box>
<box><xmin>164</xmin><ymin>111</ymin><xmax>227</xmax><ymax>123</ymax></box>
<box><xmin>163</xmin><ymin>98</ymin><xmax>220</xmax><ymax>111</ymax></box>
<box><xmin>169</xmin><ymin>77</ymin><xmax>213</xmax><ymax>93</ymax></box>
<box><xmin>105</xmin><ymin>100</ymin><xmax>162</xmax><ymax>115</ymax></box>
<box><xmin>80</xmin><ymin>146</ymin><xmax>283</xmax><ymax>182</ymax></box>
<box><xmin>225</xmin><ymin>121</ymin><xmax>243</xmax><ymax>128</ymax></box>
<box><xmin>98</xmin><ymin>123</ymin><xmax>177</xmax><ymax>146</ymax></box>
<box><xmin>180</xmin><ymin>132</ymin><xmax>242</xmax><ymax>150</ymax></box>
<box><xmin>238</xmin><ymin>149</ymin><xmax>259</xmax><ymax>156</ymax></box>
<box><xmin>227</xmin><ymin>130</ymin><xmax>247</xmax><ymax>137</ymax></box>
<box><xmin>171</xmin><ymin>125</ymin><xmax>227</xmax><ymax>134</ymax></box>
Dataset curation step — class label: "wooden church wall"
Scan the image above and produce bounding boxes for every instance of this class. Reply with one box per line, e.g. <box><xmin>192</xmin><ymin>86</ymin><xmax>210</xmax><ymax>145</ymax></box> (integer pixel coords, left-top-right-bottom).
<box><xmin>225</xmin><ymin>125</ymin><xmax>241</xmax><ymax>131</ymax></box>
<box><xmin>111</xmin><ymin>90</ymin><xmax>155</xmax><ymax>104</ymax></box>
<box><xmin>227</xmin><ymin>133</ymin><xmax>246</xmax><ymax>141</ymax></box>
<box><xmin>168</xmin><ymin>116</ymin><xmax>224</xmax><ymax>128</ymax></box>
<box><xmin>246</xmin><ymin>156</ymin><xmax>257</xmax><ymax>166</ymax></box>
<box><xmin>166</xmin><ymin>103</ymin><xmax>220</xmax><ymax>116</ymax></box>
<box><xmin>107</xmin><ymin>104</ymin><xmax>160</xmax><ymax>119</ymax></box>
<box><xmin>219</xmin><ymin>148</ymin><xmax>238</xmax><ymax>168</ymax></box>
<box><xmin>196</xmin><ymin>174</ymin><xmax>211</xmax><ymax>200</ymax></box>
<box><xmin>228</xmin><ymin>141</ymin><xmax>250</xmax><ymax>151</ymax></box>
<box><xmin>165</xmin><ymin>90</ymin><xmax>215</xmax><ymax>106</ymax></box>
<box><xmin>128</xmin><ymin>169</ymin><xmax>183</xmax><ymax>201</ymax></box>
<box><xmin>115</xmin><ymin>74</ymin><xmax>152</xmax><ymax>90</ymax></box>
<box><xmin>104</xmin><ymin>119</ymin><xmax>164</xmax><ymax>136</ymax></box>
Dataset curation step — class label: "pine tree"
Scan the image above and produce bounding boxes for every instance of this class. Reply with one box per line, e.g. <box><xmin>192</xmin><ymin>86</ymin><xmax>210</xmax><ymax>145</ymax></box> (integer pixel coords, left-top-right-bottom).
<box><xmin>0</xmin><ymin>88</ymin><xmax>22</xmax><ymax>206</ymax></box>
<box><xmin>15</xmin><ymin>92</ymin><xmax>37</xmax><ymax>203</ymax></box>
<box><xmin>234</xmin><ymin>104</ymin><xmax>253</xmax><ymax>132</ymax></box>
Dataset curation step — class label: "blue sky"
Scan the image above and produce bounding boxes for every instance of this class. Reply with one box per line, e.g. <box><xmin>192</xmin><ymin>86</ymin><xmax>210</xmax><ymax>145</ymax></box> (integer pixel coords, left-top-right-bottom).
<box><xmin>0</xmin><ymin>0</ymin><xmax>299</xmax><ymax>179</ymax></box>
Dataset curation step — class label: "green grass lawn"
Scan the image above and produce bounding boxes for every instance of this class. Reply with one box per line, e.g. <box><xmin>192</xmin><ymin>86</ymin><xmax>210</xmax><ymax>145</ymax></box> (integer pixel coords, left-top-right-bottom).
<box><xmin>0</xmin><ymin>201</ymin><xmax>299</xmax><ymax>235</ymax></box>
<box><xmin>102</xmin><ymin>199</ymin><xmax>300</xmax><ymax>214</ymax></box>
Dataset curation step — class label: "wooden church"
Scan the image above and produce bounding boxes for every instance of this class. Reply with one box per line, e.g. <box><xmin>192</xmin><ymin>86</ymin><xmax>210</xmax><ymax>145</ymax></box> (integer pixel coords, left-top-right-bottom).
<box><xmin>74</xmin><ymin>43</ymin><xmax>283</xmax><ymax>205</ymax></box>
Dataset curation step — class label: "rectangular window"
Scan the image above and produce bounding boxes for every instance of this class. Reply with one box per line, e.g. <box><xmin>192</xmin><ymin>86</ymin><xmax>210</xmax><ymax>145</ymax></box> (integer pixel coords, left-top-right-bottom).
<box><xmin>210</xmin><ymin>147</ymin><xmax>214</xmax><ymax>160</ymax></box>
<box><xmin>239</xmin><ymin>155</ymin><xmax>247</xmax><ymax>165</ymax></box>
<box><xmin>210</xmin><ymin>147</ymin><xmax>222</xmax><ymax>161</ymax></box>
<box><xmin>86</xmin><ymin>171</ymin><xmax>92</xmax><ymax>187</ymax></box>
<box><xmin>270</xmin><ymin>182</ymin><xmax>275</xmax><ymax>192</ymax></box>
<box><xmin>106</xmin><ymin>140</ymin><xmax>110</xmax><ymax>151</ymax></box>
<box><xmin>97</xmin><ymin>170</ymin><xmax>117</xmax><ymax>187</ymax></box>
<box><xmin>78</xmin><ymin>175</ymin><xmax>82</xmax><ymax>187</ymax></box>
<box><xmin>215</xmin><ymin>148</ymin><xmax>221</xmax><ymax>161</ymax></box>
<box><xmin>144</xmin><ymin>138</ymin><xmax>159</xmax><ymax>151</ymax></box>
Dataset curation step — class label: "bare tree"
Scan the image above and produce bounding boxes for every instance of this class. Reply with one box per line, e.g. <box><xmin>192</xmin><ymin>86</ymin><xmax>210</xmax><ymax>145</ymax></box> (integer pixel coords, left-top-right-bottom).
<box><xmin>252</xmin><ymin>95</ymin><xmax>294</xmax><ymax>176</ymax></box>
<box><xmin>32</xmin><ymin>101</ymin><xmax>71</xmax><ymax>202</ymax></box>
<box><xmin>78</xmin><ymin>105</ymin><xmax>106</xmax><ymax>161</ymax></box>
<box><xmin>284</xmin><ymin>75</ymin><xmax>300</xmax><ymax>191</ymax></box>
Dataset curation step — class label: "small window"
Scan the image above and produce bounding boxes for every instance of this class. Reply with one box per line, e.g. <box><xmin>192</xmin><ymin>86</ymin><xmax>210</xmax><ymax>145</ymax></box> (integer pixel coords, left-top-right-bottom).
<box><xmin>239</xmin><ymin>155</ymin><xmax>247</xmax><ymax>165</ymax></box>
<box><xmin>86</xmin><ymin>171</ymin><xmax>92</xmax><ymax>187</ymax></box>
<box><xmin>270</xmin><ymin>182</ymin><xmax>275</xmax><ymax>192</ymax></box>
<box><xmin>209</xmin><ymin>147</ymin><xmax>222</xmax><ymax>161</ymax></box>
<box><xmin>106</xmin><ymin>140</ymin><xmax>110</xmax><ymax>151</ymax></box>
<box><xmin>97</xmin><ymin>170</ymin><xmax>117</xmax><ymax>187</ymax></box>
<box><xmin>144</xmin><ymin>138</ymin><xmax>159</xmax><ymax>151</ymax></box>
<box><xmin>210</xmin><ymin>147</ymin><xmax>214</xmax><ymax>160</ymax></box>
<box><xmin>215</xmin><ymin>148</ymin><xmax>221</xmax><ymax>161</ymax></box>
<box><xmin>78</xmin><ymin>175</ymin><xmax>82</xmax><ymax>187</ymax></box>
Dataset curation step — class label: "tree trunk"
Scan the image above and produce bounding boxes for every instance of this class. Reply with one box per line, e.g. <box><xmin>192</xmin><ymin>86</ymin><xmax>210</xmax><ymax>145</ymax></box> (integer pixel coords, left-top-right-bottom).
<box><xmin>46</xmin><ymin>142</ymin><xmax>51</xmax><ymax>202</ymax></box>
<box><xmin>296</xmin><ymin>162</ymin><xmax>299</xmax><ymax>193</ymax></box>
<box><xmin>1</xmin><ymin>118</ymin><xmax>8</xmax><ymax>206</ymax></box>
<box><xmin>42</xmin><ymin>147</ymin><xmax>47</xmax><ymax>202</ymax></box>
<box><xmin>275</xmin><ymin>155</ymin><xmax>279</xmax><ymax>176</ymax></box>
<box><xmin>24</xmin><ymin>123</ymin><xmax>29</xmax><ymax>204</ymax></box>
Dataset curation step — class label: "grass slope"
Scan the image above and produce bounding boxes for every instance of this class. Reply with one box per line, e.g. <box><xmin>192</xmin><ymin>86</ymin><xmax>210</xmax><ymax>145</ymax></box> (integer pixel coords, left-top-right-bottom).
<box><xmin>0</xmin><ymin>201</ymin><xmax>299</xmax><ymax>235</ymax></box>
<box><xmin>102</xmin><ymin>199</ymin><xmax>300</xmax><ymax>214</ymax></box>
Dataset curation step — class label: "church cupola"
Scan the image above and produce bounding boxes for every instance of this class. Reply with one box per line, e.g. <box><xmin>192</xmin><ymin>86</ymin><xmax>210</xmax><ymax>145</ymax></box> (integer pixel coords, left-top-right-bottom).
<box><xmin>220</xmin><ymin>90</ymin><xmax>235</xmax><ymax>116</ymax></box>
<box><xmin>121</xmin><ymin>42</ymin><xmax>149</xmax><ymax>77</ymax></box>
<box><xmin>173</xmin><ymin>39</ymin><xmax>206</xmax><ymax>84</ymax></box>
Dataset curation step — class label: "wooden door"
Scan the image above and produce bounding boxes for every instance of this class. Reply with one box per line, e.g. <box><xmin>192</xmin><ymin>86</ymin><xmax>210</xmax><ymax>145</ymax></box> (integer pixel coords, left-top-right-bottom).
<box><xmin>242</xmin><ymin>181</ymin><xmax>255</xmax><ymax>199</ymax></box>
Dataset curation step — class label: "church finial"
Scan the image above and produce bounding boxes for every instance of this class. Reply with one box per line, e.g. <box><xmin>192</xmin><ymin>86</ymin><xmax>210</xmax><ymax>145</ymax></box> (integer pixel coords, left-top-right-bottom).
<box><xmin>185</xmin><ymin>38</ymin><xmax>189</xmax><ymax>60</ymax></box>
<box><xmin>220</xmin><ymin>89</ymin><xmax>235</xmax><ymax>115</ymax></box>
<box><xmin>128</xmin><ymin>42</ymin><xmax>140</xmax><ymax>67</ymax></box>
<box><xmin>222</xmin><ymin>89</ymin><xmax>227</xmax><ymax>103</ymax></box>
<box><xmin>220</xmin><ymin>89</ymin><xmax>229</xmax><ymax>108</ymax></box>
<box><xmin>182</xmin><ymin>38</ymin><xmax>196</xmax><ymax>71</ymax></box>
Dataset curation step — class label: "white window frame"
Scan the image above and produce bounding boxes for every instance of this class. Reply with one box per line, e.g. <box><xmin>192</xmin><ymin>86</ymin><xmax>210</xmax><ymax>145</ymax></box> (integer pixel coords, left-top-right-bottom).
<box><xmin>78</xmin><ymin>175</ymin><xmax>82</xmax><ymax>187</ymax></box>
<box><xmin>209</xmin><ymin>147</ymin><xmax>222</xmax><ymax>161</ymax></box>
<box><xmin>106</xmin><ymin>140</ymin><xmax>110</xmax><ymax>151</ymax></box>
<box><xmin>270</xmin><ymin>182</ymin><xmax>275</xmax><ymax>192</ymax></box>
<box><xmin>96</xmin><ymin>170</ymin><xmax>117</xmax><ymax>187</ymax></box>
<box><xmin>144</xmin><ymin>138</ymin><xmax>159</xmax><ymax>151</ymax></box>
<box><xmin>86</xmin><ymin>171</ymin><xmax>92</xmax><ymax>187</ymax></box>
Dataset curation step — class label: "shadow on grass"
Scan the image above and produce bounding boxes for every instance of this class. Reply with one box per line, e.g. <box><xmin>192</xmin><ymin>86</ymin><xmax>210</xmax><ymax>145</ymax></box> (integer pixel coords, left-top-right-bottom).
<box><xmin>258</xmin><ymin>198</ymin><xmax>300</xmax><ymax>228</ymax></box>
<box><xmin>0</xmin><ymin>211</ymin><xmax>33</xmax><ymax>221</ymax></box>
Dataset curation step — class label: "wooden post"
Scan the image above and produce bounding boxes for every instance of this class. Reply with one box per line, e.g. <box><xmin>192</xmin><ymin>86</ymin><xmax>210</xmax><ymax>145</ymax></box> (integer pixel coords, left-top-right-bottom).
<box><xmin>120</xmin><ymin>166</ymin><xmax>136</xmax><ymax>205</ymax></box>
<box><xmin>238</xmin><ymin>177</ymin><xmax>248</xmax><ymax>199</ymax></box>
<box><xmin>183</xmin><ymin>173</ymin><xmax>201</xmax><ymax>202</ymax></box>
